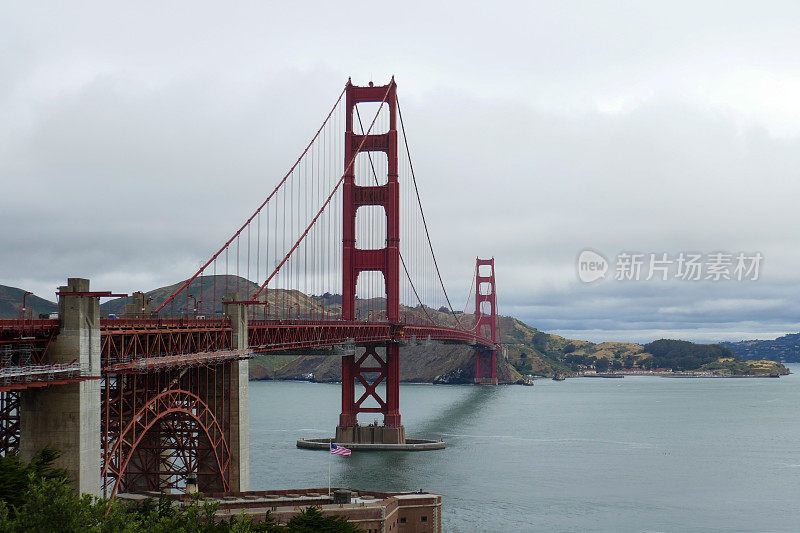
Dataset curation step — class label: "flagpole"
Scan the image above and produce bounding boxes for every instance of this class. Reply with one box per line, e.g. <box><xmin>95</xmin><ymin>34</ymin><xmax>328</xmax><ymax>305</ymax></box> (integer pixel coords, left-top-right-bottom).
<box><xmin>328</xmin><ymin>441</ymin><xmax>332</xmax><ymax>496</ymax></box>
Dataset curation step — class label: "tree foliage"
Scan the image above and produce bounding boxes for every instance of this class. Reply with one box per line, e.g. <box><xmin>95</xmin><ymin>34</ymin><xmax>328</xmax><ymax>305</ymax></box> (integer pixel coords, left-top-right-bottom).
<box><xmin>0</xmin><ymin>446</ymin><xmax>69</xmax><ymax>518</ymax></box>
<box><xmin>0</xmin><ymin>450</ymin><xmax>358</xmax><ymax>533</ymax></box>
<box><xmin>643</xmin><ymin>339</ymin><xmax>738</xmax><ymax>371</ymax></box>
<box><xmin>284</xmin><ymin>506</ymin><xmax>360</xmax><ymax>533</ymax></box>
<box><xmin>512</xmin><ymin>359</ymin><xmax>532</xmax><ymax>374</ymax></box>
<box><xmin>563</xmin><ymin>353</ymin><xmax>597</xmax><ymax>371</ymax></box>
<box><xmin>532</xmin><ymin>331</ymin><xmax>548</xmax><ymax>351</ymax></box>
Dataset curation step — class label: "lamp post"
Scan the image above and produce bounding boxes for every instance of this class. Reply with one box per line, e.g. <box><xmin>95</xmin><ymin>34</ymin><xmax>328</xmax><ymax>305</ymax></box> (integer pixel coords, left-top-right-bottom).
<box><xmin>21</xmin><ymin>291</ymin><xmax>33</xmax><ymax>320</ymax></box>
<box><xmin>187</xmin><ymin>295</ymin><xmax>197</xmax><ymax>318</ymax></box>
<box><xmin>185</xmin><ymin>474</ymin><xmax>198</xmax><ymax>495</ymax></box>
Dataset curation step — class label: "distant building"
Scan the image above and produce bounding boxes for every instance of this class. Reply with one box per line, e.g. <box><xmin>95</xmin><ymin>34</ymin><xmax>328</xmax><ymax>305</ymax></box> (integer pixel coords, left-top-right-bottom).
<box><xmin>120</xmin><ymin>488</ymin><xmax>442</xmax><ymax>532</ymax></box>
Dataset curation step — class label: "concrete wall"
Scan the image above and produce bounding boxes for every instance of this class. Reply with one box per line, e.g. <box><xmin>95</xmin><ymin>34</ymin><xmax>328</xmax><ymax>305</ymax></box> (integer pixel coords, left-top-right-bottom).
<box><xmin>224</xmin><ymin>294</ymin><xmax>250</xmax><ymax>492</ymax></box>
<box><xmin>335</xmin><ymin>424</ymin><xmax>406</xmax><ymax>445</ymax></box>
<box><xmin>123</xmin><ymin>291</ymin><xmax>152</xmax><ymax>318</ymax></box>
<box><xmin>20</xmin><ymin>278</ymin><xmax>102</xmax><ymax>496</ymax></box>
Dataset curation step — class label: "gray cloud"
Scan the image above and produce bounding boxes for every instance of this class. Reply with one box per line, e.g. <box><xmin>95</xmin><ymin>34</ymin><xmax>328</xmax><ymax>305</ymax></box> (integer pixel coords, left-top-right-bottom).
<box><xmin>2</xmin><ymin>1</ymin><xmax>799</xmax><ymax>344</ymax></box>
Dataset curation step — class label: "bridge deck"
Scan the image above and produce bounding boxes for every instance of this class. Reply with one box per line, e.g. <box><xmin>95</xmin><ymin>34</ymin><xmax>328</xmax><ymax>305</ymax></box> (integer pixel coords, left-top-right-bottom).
<box><xmin>1</xmin><ymin>318</ymin><xmax>493</xmax><ymax>387</ymax></box>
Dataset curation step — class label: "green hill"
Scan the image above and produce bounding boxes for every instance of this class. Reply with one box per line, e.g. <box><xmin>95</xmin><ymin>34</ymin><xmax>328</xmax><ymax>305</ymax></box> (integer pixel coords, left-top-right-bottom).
<box><xmin>99</xmin><ymin>275</ymin><xmax>262</xmax><ymax>316</ymax></box>
<box><xmin>721</xmin><ymin>333</ymin><xmax>800</xmax><ymax>363</ymax></box>
<box><xmin>2</xmin><ymin>280</ymin><xmax>788</xmax><ymax>380</ymax></box>
<box><xmin>0</xmin><ymin>285</ymin><xmax>57</xmax><ymax>319</ymax></box>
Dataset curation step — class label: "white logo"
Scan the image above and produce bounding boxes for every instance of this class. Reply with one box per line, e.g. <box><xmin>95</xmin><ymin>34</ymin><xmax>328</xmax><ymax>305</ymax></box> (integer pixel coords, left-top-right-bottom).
<box><xmin>577</xmin><ymin>249</ymin><xmax>608</xmax><ymax>283</ymax></box>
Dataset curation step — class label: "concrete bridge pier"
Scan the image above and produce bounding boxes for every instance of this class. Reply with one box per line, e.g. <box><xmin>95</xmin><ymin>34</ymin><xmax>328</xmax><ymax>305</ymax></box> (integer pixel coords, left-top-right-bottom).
<box><xmin>20</xmin><ymin>278</ymin><xmax>102</xmax><ymax>496</ymax></box>
<box><xmin>223</xmin><ymin>294</ymin><xmax>250</xmax><ymax>492</ymax></box>
<box><xmin>123</xmin><ymin>291</ymin><xmax>152</xmax><ymax>318</ymax></box>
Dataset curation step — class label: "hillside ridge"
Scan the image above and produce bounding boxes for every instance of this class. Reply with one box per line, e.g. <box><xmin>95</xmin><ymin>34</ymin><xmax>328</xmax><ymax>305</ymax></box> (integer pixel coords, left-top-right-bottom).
<box><xmin>721</xmin><ymin>334</ymin><xmax>800</xmax><ymax>363</ymax></box>
<box><xmin>0</xmin><ymin>282</ymin><xmax>788</xmax><ymax>380</ymax></box>
<box><xmin>0</xmin><ymin>285</ymin><xmax>57</xmax><ymax>319</ymax></box>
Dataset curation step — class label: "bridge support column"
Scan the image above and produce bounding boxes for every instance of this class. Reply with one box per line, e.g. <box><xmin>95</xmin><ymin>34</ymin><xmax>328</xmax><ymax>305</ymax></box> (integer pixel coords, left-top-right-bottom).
<box><xmin>223</xmin><ymin>294</ymin><xmax>250</xmax><ymax>492</ymax></box>
<box><xmin>385</xmin><ymin>343</ymin><xmax>401</xmax><ymax>428</ymax></box>
<box><xmin>474</xmin><ymin>258</ymin><xmax>499</xmax><ymax>385</ymax></box>
<box><xmin>338</xmin><ymin>354</ymin><xmax>356</xmax><ymax>429</ymax></box>
<box><xmin>20</xmin><ymin>278</ymin><xmax>102</xmax><ymax>496</ymax></box>
<box><xmin>475</xmin><ymin>348</ymin><xmax>498</xmax><ymax>385</ymax></box>
<box><xmin>336</xmin><ymin>343</ymin><xmax>405</xmax><ymax>444</ymax></box>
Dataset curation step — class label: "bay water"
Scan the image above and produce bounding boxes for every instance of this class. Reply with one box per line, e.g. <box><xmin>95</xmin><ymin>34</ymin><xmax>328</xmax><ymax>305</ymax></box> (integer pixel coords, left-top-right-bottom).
<box><xmin>249</xmin><ymin>364</ymin><xmax>800</xmax><ymax>532</ymax></box>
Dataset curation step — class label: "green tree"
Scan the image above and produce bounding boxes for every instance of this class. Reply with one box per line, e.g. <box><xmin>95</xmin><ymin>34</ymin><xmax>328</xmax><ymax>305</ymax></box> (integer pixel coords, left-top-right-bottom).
<box><xmin>532</xmin><ymin>332</ymin><xmax>548</xmax><ymax>351</ymax></box>
<box><xmin>0</xmin><ymin>447</ymin><xmax>69</xmax><ymax>518</ymax></box>
<box><xmin>594</xmin><ymin>358</ymin><xmax>610</xmax><ymax>372</ymax></box>
<box><xmin>9</xmin><ymin>476</ymin><xmax>103</xmax><ymax>533</ymax></box>
<box><xmin>0</xmin><ymin>450</ymin><xmax>361</xmax><ymax>532</ymax></box>
<box><xmin>643</xmin><ymin>339</ymin><xmax>738</xmax><ymax>371</ymax></box>
<box><xmin>284</xmin><ymin>506</ymin><xmax>360</xmax><ymax>533</ymax></box>
<box><xmin>513</xmin><ymin>359</ymin><xmax>532</xmax><ymax>374</ymax></box>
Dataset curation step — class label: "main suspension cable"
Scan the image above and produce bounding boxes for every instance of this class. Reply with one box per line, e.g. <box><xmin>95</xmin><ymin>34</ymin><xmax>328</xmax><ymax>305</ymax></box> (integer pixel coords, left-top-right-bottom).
<box><xmin>396</xmin><ymin>97</ymin><xmax>463</xmax><ymax>327</ymax></box>
<box><xmin>249</xmin><ymin>83</ymin><xmax>393</xmax><ymax>303</ymax></box>
<box><xmin>354</xmin><ymin>105</ymin><xmax>432</xmax><ymax>324</ymax></box>
<box><xmin>156</xmin><ymin>83</ymin><xmax>348</xmax><ymax>313</ymax></box>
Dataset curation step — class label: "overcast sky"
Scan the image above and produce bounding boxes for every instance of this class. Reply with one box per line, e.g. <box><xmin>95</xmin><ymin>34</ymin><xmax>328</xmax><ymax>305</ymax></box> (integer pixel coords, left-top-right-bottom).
<box><xmin>2</xmin><ymin>1</ymin><xmax>800</xmax><ymax>344</ymax></box>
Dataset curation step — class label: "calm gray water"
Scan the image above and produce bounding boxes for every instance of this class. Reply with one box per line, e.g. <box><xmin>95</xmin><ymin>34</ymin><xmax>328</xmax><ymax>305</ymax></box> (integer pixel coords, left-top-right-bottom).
<box><xmin>249</xmin><ymin>364</ymin><xmax>800</xmax><ymax>532</ymax></box>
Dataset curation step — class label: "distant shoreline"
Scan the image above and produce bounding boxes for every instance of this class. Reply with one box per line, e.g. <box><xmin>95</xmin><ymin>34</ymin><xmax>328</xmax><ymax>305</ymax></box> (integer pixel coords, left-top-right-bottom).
<box><xmin>250</xmin><ymin>370</ymin><xmax>791</xmax><ymax>386</ymax></box>
<box><xmin>574</xmin><ymin>370</ymin><xmax>790</xmax><ymax>379</ymax></box>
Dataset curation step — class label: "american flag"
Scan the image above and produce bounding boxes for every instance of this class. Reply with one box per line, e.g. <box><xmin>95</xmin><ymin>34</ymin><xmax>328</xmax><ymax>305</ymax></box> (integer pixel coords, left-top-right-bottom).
<box><xmin>330</xmin><ymin>443</ymin><xmax>351</xmax><ymax>456</ymax></box>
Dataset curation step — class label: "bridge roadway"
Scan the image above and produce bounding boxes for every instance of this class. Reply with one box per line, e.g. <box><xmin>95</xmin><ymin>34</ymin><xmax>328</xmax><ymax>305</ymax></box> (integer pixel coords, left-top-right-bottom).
<box><xmin>104</xmin><ymin>317</ymin><xmax>494</xmax><ymax>369</ymax></box>
<box><xmin>2</xmin><ymin>316</ymin><xmax>495</xmax><ymax>383</ymax></box>
<box><xmin>1</xmin><ymin>312</ymin><xmax>495</xmax><ymax>496</ymax></box>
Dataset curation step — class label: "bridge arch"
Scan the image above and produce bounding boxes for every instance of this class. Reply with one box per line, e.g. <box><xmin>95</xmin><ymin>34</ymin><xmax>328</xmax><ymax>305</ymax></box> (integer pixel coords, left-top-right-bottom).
<box><xmin>102</xmin><ymin>388</ymin><xmax>231</xmax><ymax>497</ymax></box>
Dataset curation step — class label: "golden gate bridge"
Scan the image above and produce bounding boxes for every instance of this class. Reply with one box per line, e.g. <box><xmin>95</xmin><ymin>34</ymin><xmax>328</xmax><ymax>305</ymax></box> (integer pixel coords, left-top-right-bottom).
<box><xmin>0</xmin><ymin>78</ymin><xmax>499</xmax><ymax>498</ymax></box>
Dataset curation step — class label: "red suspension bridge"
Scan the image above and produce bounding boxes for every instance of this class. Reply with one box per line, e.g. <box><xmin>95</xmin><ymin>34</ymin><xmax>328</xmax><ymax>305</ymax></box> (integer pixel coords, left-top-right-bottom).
<box><xmin>0</xmin><ymin>78</ymin><xmax>500</xmax><ymax>497</ymax></box>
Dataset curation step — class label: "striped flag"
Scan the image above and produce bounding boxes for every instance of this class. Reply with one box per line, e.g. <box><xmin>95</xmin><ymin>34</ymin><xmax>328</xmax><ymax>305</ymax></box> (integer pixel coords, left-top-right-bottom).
<box><xmin>330</xmin><ymin>443</ymin><xmax>351</xmax><ymax>456</ymax></box>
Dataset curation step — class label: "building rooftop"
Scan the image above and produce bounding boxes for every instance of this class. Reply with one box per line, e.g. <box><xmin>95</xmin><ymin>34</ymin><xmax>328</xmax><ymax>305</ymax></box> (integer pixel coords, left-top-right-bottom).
<box><xmin>119</xmin><ymin>488</ymin><xmax>442</xmax><ymax>532</ymax></box>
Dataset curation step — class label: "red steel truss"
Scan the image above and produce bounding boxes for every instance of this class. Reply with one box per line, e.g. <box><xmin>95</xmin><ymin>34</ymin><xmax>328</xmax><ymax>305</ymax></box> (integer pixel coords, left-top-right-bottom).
<box><xmin>248</xmin><ymin>320</ymin><xmax>492</xmax><ymax>351</ymax></box>
<box><xmin>339</xmin><ymin>343</ymin><xmax>401</xmax><ymax>428</ymax></box>
<box><xmin>102</xmin><ymin>364</ymin><xmax>232</xmax><ymax>497</ymax></box>
<box><xmin>0</xmin><ymin>390</ymin><xmax>20</xmax><ymax>456</ymax></box>
<box><xmin>100</xmin><ymin>318</ymin><xmax>232</xmax><ymax>365</ymax></box>
<box><xmin>0</xmin><ymin>319</ymin><xmax>59</xmax><ymax>368</ymax></box>
<box><xmin>100</xmin><ymin>318</ymin><xmax>494</xmax><ymax>362</ymax></box>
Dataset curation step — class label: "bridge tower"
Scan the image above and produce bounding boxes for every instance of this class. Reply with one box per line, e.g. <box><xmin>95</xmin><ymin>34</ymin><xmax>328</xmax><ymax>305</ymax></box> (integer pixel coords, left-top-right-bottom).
<box><xmin>337</xmin><ymin>78</ymin><xmax>405</xmax><ymax>445</ymax></box>
<box><xmin>474</xmin><ymin>258</ymin><xmax>499</xmax><ymax>385</ymax></box>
